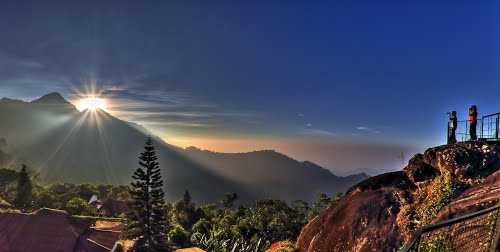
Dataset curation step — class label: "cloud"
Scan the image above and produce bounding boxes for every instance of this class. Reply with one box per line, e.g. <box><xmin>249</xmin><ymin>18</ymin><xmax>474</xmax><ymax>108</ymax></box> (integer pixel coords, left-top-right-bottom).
<box><xmin>356</xmin><ymin>126</ymin><xmax>381</xmax><ymax>134</ymax></box>
<box><xmin>301</xmin><ymin>128</ymin><xmax>336</xmax><ymax>137</ymax></box>
<box><xmin>66</xmin><ymin>83</ymin><xmax>269</xmax><ymax>138</ymax></box>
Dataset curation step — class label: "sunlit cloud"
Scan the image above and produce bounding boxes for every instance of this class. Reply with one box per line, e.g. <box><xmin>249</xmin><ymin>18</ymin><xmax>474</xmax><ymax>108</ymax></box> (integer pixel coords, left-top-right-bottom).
<box><xmin>356</xmin><ymin>126</ymin><xmax>381</xmax><ymax>134</ymax></box>
<box><xmin>301</xmin><ymin>128</ymin><xmax>337</xmax><ymax>137</ymax></box>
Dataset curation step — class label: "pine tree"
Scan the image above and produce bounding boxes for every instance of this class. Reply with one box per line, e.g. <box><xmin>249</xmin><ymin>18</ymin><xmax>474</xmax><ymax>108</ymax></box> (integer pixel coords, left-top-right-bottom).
<box><xmin>174</xmin><ymin>190</ymin><xmax>199</xmax><ymax>229</ymax></box>
<box><xmin>182</xmin><ymin>190</ymin><xmax>191</xmax><ymax>206</ymax></box>
<box><xmin>14</xmin><ymin>164</ymin><xmax>32</xmax><ymax>210</ymax></box>
<box><xmin>221</xmin><ymin>192</ymin><xmax>238</xmax><ymax>208</ymax></box>
<box><xmin>127</xmin><ymin>137</ymin><xmax>169</xmax><ymax>251</ymax></box>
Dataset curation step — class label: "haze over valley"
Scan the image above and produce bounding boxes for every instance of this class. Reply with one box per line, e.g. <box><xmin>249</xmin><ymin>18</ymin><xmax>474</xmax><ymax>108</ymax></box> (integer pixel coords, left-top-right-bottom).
<box><xmin>0</xmin><ymin>92</ymin><xmax>367</xmax><ymax>202</ymax></box>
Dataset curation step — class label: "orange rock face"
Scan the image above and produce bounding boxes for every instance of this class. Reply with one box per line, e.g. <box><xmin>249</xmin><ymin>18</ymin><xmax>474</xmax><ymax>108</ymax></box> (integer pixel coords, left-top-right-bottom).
<box><xmin>296</xmin><ymin>143</ymin><xmax>500</xmax><ymax>252</ymax></box>
<box><xmin>266</xmin><ymin>241</ymin><xmax>296</xmax><ymax>252</ymax></box>
<box><xmin>296</xmin><ymin>172</ymin><xmax>409</xmax><ymax>252</ymax></box>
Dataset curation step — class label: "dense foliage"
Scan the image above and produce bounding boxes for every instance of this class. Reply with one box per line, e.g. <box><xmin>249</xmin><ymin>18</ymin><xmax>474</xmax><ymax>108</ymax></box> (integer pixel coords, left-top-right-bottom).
<box><xmin>13</xmin><ymin>164</ymin><xmax>32</xmax><ymax>209</ymax></box>
<box><xmin>398</xmin><ymin>170</ymin><xmax>461</xmax><ymax>238</ymax></box>
<box><xmin>164</xmin><ymin>191</ymin><xmax>342</xmax><ymax>251</ymax></box>
<box><xmin>0</xmin><ymin>165</ymin><xmax>341</xmax><ymax>251</ymax></box>
<box><xmin>0</xmin><ymin>142</ymin><xmax>343</xmax><ymax>252</ymax></box>
<box><xmin>0</xmin><ymin>167</ymin><xmax>130</xmax><ymax>216</ymax></box>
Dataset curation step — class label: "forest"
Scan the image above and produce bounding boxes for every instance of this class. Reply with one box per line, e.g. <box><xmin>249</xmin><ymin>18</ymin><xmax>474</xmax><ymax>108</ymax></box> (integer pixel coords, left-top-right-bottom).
<box><xmin>0</xmin><ymin>140</ymin><xmax>342</xmax><ymax>252</ymax></box>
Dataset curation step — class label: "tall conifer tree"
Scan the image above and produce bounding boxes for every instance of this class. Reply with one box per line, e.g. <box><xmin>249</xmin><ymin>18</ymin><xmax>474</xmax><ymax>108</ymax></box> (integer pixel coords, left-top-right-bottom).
<box><xmin>127</xmin><ymin>137</ymin><xmax>169</xmax><ymax>251</ymax></box>
<box><xmin>14</xmin><ymin>164</ymin><xmax>32</xmax><ymax>210</ymax></box>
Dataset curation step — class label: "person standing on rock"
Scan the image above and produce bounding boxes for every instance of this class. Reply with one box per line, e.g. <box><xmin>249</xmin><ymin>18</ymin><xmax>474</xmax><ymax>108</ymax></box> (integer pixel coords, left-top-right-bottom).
<box><xmin>469</xmin><ymin>105</ymin><xmax>478</xmax><ymax>140</ymax></box>
<box><xmin>448</xmin><ymin>111</ymin><xmax>458</xmax><ymax>144</ymax></box>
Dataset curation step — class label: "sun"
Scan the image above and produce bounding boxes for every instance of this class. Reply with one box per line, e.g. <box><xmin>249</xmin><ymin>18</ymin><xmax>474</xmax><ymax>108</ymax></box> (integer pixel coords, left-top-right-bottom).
<box><xmin>76</xmin><ymin>97</ymin><xmax>107</xmax><ymax>111</ymax></box>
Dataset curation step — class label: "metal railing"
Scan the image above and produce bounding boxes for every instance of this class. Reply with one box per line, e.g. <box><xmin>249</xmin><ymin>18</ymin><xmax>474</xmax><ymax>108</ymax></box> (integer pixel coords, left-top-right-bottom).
<box><xmin>400</xmin><ymin>204</ymin><xmax>500</xmax><ymax>252</ymax></box>
<box><xmin>453</xmin><ymin>113</ymin><xmax>500</xmax><ymax>142</ymax></box>
<box><xmin>454</xmin><ymin>119</ymin><xmax>479</xmax><ymax>142</ymax></box>
<box><xmin>481</xmin><ymin>113</ymin><xmax>500</xmax><ymax>140</ymax></box>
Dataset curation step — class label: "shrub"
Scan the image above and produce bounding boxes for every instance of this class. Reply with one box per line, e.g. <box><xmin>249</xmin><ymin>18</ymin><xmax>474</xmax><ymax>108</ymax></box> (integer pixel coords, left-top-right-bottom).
<box><xmin>192</xmin><ymin>218</ymin><xmax>211</xmax><ymax>234</ymax></box>
<box><xmin>415</xmin><ymin>172</ymin><xmax>456</xmax><ymax>226</ymax></box>
<box><xmin>66</xmin><ymin>197</ymin><xmax>94</xmax><ymax>215</ymax></box>
<box><xmin>417</xmin><ymin>234</ymin><xmax>453</xmax><ymax>252</ymax></box>
<box><xmin>168</xmin><ymin>224</ymin><xmax>190</xmax><ymax>247</ymax></box>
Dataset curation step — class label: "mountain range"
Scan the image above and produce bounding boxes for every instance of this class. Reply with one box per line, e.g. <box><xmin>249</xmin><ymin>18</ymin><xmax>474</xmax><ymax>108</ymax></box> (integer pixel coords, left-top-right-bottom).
<box><xmin>0</xmin><ymin>92</ymin><xmax>367</xmax><ymax>202</ymax></box>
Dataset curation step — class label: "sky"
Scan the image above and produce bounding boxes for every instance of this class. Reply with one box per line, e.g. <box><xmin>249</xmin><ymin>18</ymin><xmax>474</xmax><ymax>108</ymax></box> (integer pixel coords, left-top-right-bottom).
<box><xmin>0</xmin><ymin>0</ymin><xmax>499</xmax><ymax>175</ymax></box>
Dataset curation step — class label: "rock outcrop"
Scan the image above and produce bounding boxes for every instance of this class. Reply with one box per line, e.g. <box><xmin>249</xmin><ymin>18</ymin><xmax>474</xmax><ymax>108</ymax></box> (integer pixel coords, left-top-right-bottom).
<box><xmin>296</xmin><ymin>143</ymin><xmax>500</xmax><ymax>252</ymax></box>
<box><xmin>403</xmin><ymin>154</ymin><xmax>439</xmax><ymax>184</ymax></box>
<box><xmin>266</xmin><ymin>241</ymin><xmax>297</xmax><ymax>252</ymax></box>
<box><xmin>174</xmin><ymin>248</ymin><xmax>206</xmax><ymax>252</ymax></box>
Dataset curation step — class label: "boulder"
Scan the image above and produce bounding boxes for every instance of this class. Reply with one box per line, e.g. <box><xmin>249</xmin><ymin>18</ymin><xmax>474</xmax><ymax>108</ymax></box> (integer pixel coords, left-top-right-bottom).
<box><xmin>297</xmin><ymin>172</ymin><xmax>412</xmax><ymax>252</ymax></box>
<box><xmin>266</xmin><ymin>241</ymin><xmax>296</xmax><ymax>252</ymax></box>
<box><xmin>423</xmin><ymin>145</ymin><xmax>445</xmax><ymax>167</ymax></box>
<box><xmin>436</xmin><ymin>145</ymin><xmax>482</xmax><ymax>179</ymax></box>
<box><xmin>427</xmin><ymin>143</ymin><xmax>498</xmax><ymax>180</ymax></box>
<box><xmin>347</xmin><ymin>171</ymin><xmax>415</xmax><ymax>194</ymax></box>
<box><xmin>403</xmin><ymin>154</ymin><xmax>440</xmax><ymax>184</ymax></box>
<box><xmin>174</xmin><ymin>248</ymin><xmax>206</xmax><ymax>252</ymax></box>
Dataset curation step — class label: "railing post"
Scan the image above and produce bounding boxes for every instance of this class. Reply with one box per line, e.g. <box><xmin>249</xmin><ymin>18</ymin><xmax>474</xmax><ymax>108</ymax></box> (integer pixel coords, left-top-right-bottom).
<box><xmin>447</xmin><ymin>122</ymin><xmax>450</xmax><ymax>144</ymax></box>
<box><xmin>489</xmin><ymin>208</ymin><xmax>499</xmax><ymax>252</ymax></box>
<box><xmin>496</xmin><ymin>115</ymin><xmax>499</xmax><ymax>140</ymax></box>
<box><xmin>481</xmin><ymin>117</ymin><xmax>484</xmax><ymax>139</ymax></box>
<box><xmin>415</xmin><ymin>236</ymin><xmax>420</xmax><ymax>252</ymax></box>
<box><xmin>466</xmin><ymin>121</ymin><xmax>469</xmax><ymax>142</ymax></box>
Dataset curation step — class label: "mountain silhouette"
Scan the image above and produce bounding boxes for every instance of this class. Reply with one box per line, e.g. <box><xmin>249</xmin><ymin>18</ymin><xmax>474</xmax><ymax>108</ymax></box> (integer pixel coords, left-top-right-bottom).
<box><xmin>30</xmin><ymin>92</ymin><xmax>72</xmax><ymax>105</ymax></box>
<box><xmin>0</xmin><ymin>93</ymin><xmax>367</xmax><ymax>202</ymax></box>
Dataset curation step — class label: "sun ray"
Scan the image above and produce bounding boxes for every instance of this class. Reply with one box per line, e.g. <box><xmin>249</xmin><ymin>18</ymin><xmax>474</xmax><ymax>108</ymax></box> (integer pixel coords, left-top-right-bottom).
<box><xmin>92</xmin><ymin>109</ymin><xmax>117</xmax><ymax>184</ymax></box>
<box><xmin>38</xmin><ymin>111</ymin><xmax>91</xmax><ymax>175</ymax></box>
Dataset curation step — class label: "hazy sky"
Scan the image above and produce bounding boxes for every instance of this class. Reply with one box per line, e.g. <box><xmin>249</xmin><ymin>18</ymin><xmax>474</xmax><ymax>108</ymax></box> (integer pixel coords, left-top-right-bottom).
<box><xmin>0</xmin><ymin>0</ymin><xmax>499</xmax><ymax>175</ymax></box>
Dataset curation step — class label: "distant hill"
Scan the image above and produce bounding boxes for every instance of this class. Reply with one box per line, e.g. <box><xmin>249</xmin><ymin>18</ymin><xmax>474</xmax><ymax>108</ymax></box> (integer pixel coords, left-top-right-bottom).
<box><xmin>0</xmin><ymin>92</ymin><xmax>367</xmax><ymax>203</ymax></box>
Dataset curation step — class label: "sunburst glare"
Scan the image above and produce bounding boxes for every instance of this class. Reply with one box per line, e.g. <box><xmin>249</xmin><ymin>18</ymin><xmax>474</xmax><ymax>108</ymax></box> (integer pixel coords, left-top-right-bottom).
<box><xmin>76</xmin><ymin>97</ymin><xmax>107</xmax><ymax>111</ymax></box>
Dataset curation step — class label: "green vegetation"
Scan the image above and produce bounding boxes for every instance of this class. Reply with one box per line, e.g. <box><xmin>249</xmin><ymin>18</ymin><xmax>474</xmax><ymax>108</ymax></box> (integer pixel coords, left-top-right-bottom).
<box><xmin>417</xmin><ymin>234</ymin><xmax>453</xmax><ymax>252</ymax></box>
<box><xmin>415</xmin><ymin>172</ymin><xmax>456</xmax><ymax>225</ymax></box>
<box><xmin>66</xmin><ymin>197</ymin><xmax>95</xmax><ymax>215</ymax></box>
<box><xmin>164</xmin><ymin>191</ymin><xmax>340</xmax><ymax>251</ymax></box>
<box><xmin>0</xmin><ymin>167</ymin><xmax>339</xmax><ymax>252</ymax></box>
<box><xmin>0</xmin><ymin>138</ymin><xmax>342</xmax><ymax>252</ymax></box>
<box><xmin>0</xmin><ymin>167</ymin><xmax>130</xmax><ymax>216</ymax></box>
<box><xmin>13</xmin><ymin>164</ymin><xmax>32</xmax><ymax>209</ymax></box>
<box><xmin>399</xmin><ymin>171</ymin><xmax>458</xmax><ymax>236</ymax></box>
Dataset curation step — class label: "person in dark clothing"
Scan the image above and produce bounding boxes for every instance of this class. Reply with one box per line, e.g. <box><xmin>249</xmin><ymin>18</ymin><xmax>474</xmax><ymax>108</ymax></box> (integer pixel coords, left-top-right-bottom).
<box><xmin>469</xmin><ymin>105</ymin><xmax>478</xmax><ymax>140</ymax></box>
<box><xmin>448</xmin><ymin>111</ymin><xmax>457</xmax><ymax>144</ymax></box>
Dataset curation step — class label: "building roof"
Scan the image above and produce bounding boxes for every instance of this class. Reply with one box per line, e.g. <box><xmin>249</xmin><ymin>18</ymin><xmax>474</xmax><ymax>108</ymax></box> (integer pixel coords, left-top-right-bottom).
<box><xmin>0</xmin><ymin>208</ymin><xmax>123</xmax><ymax>252</ymax></box>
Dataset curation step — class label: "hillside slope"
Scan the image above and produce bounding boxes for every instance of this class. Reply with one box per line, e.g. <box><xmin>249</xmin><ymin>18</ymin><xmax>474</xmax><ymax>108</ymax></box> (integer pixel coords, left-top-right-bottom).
<box><xmin>0</xmin><ymin>93</ymin><xmax>366</xmax><ymax>202</ymax></box>
<box><xmin>297</xmin><ymin>142</ymin><xmax>500</xmax><ymax>251</ymax></box>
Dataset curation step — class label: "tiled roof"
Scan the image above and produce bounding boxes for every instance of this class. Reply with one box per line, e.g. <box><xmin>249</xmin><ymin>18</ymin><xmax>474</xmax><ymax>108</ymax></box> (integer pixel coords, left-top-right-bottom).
<box><xmin>0</xmin><ymin>208</ymin><xmax>122</xmax><ymax>252</ymax></box>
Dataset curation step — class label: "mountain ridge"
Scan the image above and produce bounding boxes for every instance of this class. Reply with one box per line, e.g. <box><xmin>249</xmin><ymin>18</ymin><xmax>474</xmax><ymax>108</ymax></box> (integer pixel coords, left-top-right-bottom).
<box><xmin>30</xmin><ymin>92</ymin><xmax>70</xmax><ymax>104</ymax></box>
<box><xmin>0</xmin><ymin>92</ymin><xmax>367</xmax><ymax>202</ymax></box>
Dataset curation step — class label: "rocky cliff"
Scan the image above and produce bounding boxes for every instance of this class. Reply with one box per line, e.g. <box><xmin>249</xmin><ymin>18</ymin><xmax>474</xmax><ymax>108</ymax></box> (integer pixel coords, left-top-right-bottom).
<box><xmin>296</xmin><ymin>142</ymin><xmax>500</xmax><ymax>252</ymax></box>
